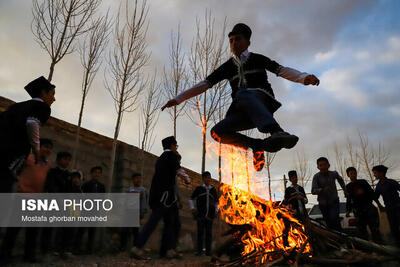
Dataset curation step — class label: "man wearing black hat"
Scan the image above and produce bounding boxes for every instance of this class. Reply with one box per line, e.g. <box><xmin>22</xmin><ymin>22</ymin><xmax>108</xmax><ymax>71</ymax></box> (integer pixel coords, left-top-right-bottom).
<box><xmin>131</xmin><ymin>136</ymin><xmax>190</xmax><ymax>260</ymax></box>
<box><xmin>0</xmin><ymin>76</ymin><xmax>55</xmax><ymax>192</ymax></box>
<box><xmin>162</xmin><ymin>23</ymin><xmax>320</xmax><ymax>172</ymax></box>
<box><xmin>373</xmin><ymin>165</ymin><xmax>400</xmax><ymax>243</ymax></box>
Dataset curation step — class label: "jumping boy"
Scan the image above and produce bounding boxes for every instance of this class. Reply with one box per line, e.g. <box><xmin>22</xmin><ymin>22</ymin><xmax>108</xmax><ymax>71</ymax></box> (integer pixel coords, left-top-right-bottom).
<box><xmin>162</xmin><ymin>23</ymin><xmax>319</xmax><ymax>171</ymax></box>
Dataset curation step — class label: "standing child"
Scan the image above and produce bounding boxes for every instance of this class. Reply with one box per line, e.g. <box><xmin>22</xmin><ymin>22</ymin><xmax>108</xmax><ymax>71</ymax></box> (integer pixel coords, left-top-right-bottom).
<box><xmin>373</xmin><ymin>165</ymin><xmax>400</xmax><ymax>244</ymax></box>
<box><xmin>41</xmin><ymin>151</ymin><xmax>72</xmax><ymax>257</ymax></box>
<box><xmin>284</xmin><ymin>170</ymin><xmax>308</xmax><ymax>221</ymax></box>
<box><xmin>0</xmin><ymin>138</ymin><xmax>53</xmax><ymax>263</ymax></box>
<box><xmin>311</xmin><ymin>157</ymin><xmax>346</xmax><ymax>231</ymax></box>
<box><xmin>190</xmin><ymin>171</ymin><xmax>218</xmax><ymax>256</ymax></box>
<box><xmin>120</xmin><ymin>172</ymin><xmax>148</xmax><ymax>251</ymax></box>
<box><xmin>0</xmin><ymin>76</ymin><xmax>55</xmax><ymax>192</ymax></box>
<box><xmin>162</xmin><ymin>23</ymin><xmax>319</xmax><ymax>171</ymax></box>
<box><xmin>130</xmin><ymin>136</ymin><xmax>190</xmax><ymax>260</ymax></box>
<box><xmin>75</xmin><ymin>166</ymin><xmax>106</xmax><ymax>254</ymax></box>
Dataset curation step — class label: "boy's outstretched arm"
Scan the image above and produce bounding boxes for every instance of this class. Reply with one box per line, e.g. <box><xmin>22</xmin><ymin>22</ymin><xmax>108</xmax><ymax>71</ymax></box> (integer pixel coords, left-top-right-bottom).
<box><xmin>161</xmin><ymin>81</ymin><xmax>210</xmax><ymax>111</ymax></box>
<box><xmin>278</xmin><ymin>66</ymin><xmax>320</xmax><ymax>86</ymax></box>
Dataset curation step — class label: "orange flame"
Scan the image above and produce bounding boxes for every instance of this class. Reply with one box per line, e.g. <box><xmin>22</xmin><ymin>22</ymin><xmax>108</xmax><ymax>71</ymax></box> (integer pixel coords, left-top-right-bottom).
<box><xmin>206</xmin><ymin>136</ymin><xmax>310</xmax><ymax>264</ymax></box>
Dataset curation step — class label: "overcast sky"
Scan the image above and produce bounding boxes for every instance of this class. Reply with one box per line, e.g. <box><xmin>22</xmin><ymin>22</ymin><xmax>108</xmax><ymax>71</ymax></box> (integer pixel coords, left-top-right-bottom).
<box><xmin>1</xmin><ymin>0</ymin><xmax>399</xmax><ymax>204</ymax></box>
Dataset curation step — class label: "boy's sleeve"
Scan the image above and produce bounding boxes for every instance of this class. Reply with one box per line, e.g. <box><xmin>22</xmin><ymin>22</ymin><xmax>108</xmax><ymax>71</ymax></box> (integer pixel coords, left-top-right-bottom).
<box><xmin>205</xmin><ymin>60</ymin><xmax>230</xmax><ymax>87</ymax></box>
<box><xmin>259</xmin><ymin>55</ymin><xmax>282</xmax><ymax>75</ymax></box>
<box><xmin>311</xmin><ymin>174</ymin><xmax>322</xmax><ymax>195</ymax></box>
<box><xmin>345</xmin><ymin>184</ymin><xmax>352</xmax><ymax>213</ymax></box>
<box><xmin>335</xmin><ymin>171</ymin><xmax>346</xmax><ymax>191</ymax></box>
<box><xmin>300</xmin><ymin>187</ymin><xmax>308</xmax><ymax>204</ymax></box>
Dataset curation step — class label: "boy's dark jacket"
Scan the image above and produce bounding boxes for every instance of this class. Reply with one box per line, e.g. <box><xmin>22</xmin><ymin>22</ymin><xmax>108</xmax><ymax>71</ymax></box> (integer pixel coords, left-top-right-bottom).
<box><xmin>82</xmin><ymin>179</ymin><xmax>106</xmax><ymax>193</ymax></box>
<box><xmin>0</xmin><ymin>100</ymin><xmax>50</xmax><ymax>173</ymax></box>
<box><xmin>44</xmin><ymin>167</ymin><xmax>71</xmax><ymax>193</ymax></box>
<box><xmin>149</xmin><ymin>150</ymin><xmax>180</xmax><ymax>209</ymax></box>
<box><xmin>191</xmin><ymin>185</ymin><xmax>218</xmax><ymax>219</ymax></box>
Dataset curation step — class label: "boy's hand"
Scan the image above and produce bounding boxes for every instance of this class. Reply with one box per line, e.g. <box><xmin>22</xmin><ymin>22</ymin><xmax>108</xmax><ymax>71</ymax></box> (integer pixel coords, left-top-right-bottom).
<box><xmin>304</xmin><ymin>74</ymin><xmax>320</xmax><ymax>86</ymax></box>
<box><xmin>161</xmin><ymin>99</ymin><xmax>178</xmax><ymax>111</ymax></box>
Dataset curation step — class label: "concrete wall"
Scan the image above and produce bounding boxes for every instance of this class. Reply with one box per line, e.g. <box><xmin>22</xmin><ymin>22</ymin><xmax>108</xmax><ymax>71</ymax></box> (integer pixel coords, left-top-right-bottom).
<box><xmin>0</xmin><ymin>96</ymin><xmax>222</xmax><ymax>252</ymax></box>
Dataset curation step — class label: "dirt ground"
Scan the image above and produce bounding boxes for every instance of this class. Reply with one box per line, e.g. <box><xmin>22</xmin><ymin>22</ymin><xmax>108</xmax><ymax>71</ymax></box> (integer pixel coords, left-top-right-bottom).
<box><xmin>5</xmin><ymin>252</ymin><xmax>215</xmax><ymax>267</ymax></box>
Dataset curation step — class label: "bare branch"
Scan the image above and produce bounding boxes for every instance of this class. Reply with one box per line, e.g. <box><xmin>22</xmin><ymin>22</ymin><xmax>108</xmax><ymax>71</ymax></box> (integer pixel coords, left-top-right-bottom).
<box><xmin>31</xmin><ymin>0</ymin><xmax>101</xmax><ymax>81</ymax></box>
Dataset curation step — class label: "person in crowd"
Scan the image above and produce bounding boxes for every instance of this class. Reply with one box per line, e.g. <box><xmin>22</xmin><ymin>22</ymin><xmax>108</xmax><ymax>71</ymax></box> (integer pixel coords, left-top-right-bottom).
<box><xmin>284</xmin><ymin>170</ymin><xmax>308</xmax><ymax>221</ymax></box>
<box><xmin>70</xmin><ymin>171</ymin><xmax>83</xmax><ymax>193</ymax></box>
<box><xmin>190</xmin><ymin>171</ymin><xmax>218</xmax><ymax>256</ymax></box>
<box><xmin>345</xmin><ymin>167</ymin><xmax>382</xmax><ymax>242</ymax></box>
<box><xmin>0</xmin><ymin>138</ymin><xmax>53</xmax><ymax>263</ymax></box>
<box><xmin>120</xmin><ymin>172</ymin><xmax>148</xmax><ymax>251</ymax></box>
<box><xmin>41</xmin><ymin>151</ymin><xmax>72</xmax><ymax>258</ymax></box>
<box><xmin>282</xmin><ymin>170</ymin><xmax>308</xmax><ymax>247</ymax></box>
<box><xmin>374</xmin><ymin>165</ymin><xmax>400</xmax><ymax>244</ymax></box>
<box><xmin>75</xmin><ymin>166</ymin><xmax>106</xmax><ymax>254</ymax></box>
<box><xmin>311</xmin><ymin>157</ymin><xmax>347</xmax><ymax>231</ymax></box>
<box><xmin>130</xmin><ymin>136</ymin><xmax>190</xmax><ymax>260</ymax></box>
<box><xmin>0</xmin><ymin>76</ymin><xmax>55</xmax><ymax>192</ymax></box>
<box><xmin>161</xmin><ymin>23</ymin><xmax>320</xmax><ymax>171</ymax></box>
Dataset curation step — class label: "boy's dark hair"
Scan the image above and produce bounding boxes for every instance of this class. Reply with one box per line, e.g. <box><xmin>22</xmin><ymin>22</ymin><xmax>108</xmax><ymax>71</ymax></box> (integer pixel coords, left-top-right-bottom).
<box><xmin>372</xmin><ymin>165</ymin><xmax>388</xmax><ymax>175</ymax></box>
<box><xmin>288</xmin><ymin>170</ymin><xmax>297</xmax><ymax>179</ymax></box>
<box><xmin>56</xmin><ymin>151</ymin><xmax>72</xmax><ymax>160</ymax></box>
<box><xmin>162</xmin><ymin>136</ymin><xmax>177</xmax><ymax>150</ymax></box>
<box><xmin>90</xmin><ymin>166</ymin><xmax>102</xmax><ymax>173</ymax></box>
<box><xmin>70</xmin><ymin>171</ymin><xmax>81</xmax><ymax>179</ymax></box>
<box><xmin>40</xmin><ymin>138</ymin><xmax>53</xmax><ymax>148</ymax></box>
<box><xmin>132</xmin><ymin>172</ymin><xmax>141</xmax><ymax>179</ymax></box>
<box><xmin>346</xmin><ymin>167</ymin><xmax>357</xmax><ymax>174</ymax></box>
<box><xmin>317</xmin><ymin>157</ymin><xmax>329</xmax><ymax>165</ymax></box>
<box><xmin>202</xmin><ymin>171</ymin><xmax>211</xmax><ymax>178</ymax></box>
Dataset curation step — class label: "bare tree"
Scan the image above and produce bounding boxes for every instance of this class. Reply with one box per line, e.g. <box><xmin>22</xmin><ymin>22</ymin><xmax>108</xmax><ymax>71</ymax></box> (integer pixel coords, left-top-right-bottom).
<box><xmin>294</xmin><ymin>149</ymin><xmax>311</xmax><ymax>188</ymax></box>
<box><xmin>265</xmin><ymin>151</ymin><xmax>277</xmax><ymax>201</ymax></box>
<box><xmin>31</xmin><ymin>0</ymin><xmax>101</xmax><ymax>81</ymax></box>
<box><xmin>138</xmin><ymin>72</ymin><xmax>161</xmax><ymax>152</ymax></box>
<box><xmin>73</xmin><ymin>13</ymin><xmax>111</xmax><ymax>167</ymax></box>
<box><xmin>357</xmin><ymin>132</ymin><xmax>393</xmax><ymax>189</ymax></box>
<box><xmin>345</xmin><ymin>136</ymin><xmax>361</xmax><ymax>171</ymax></box>
<box><xmin>186</xmin><ymin>10</ymin><xmax>228</xmax><ymax>173</ymax></box>
<box><xmin>333</xmin><ymin>142</ymin><xmax>348</xmax><ymax>182</ymax></box>
<box><xmin>105</xmin><ymin>0</ymin><xmax>149</xmax><ymax>191</ymax></box>
<box><xmin>212</xmin><ymin>77</ymin><xmax>231</xmax><ymax>185</ymax></box>
<box><xmin>163</xmin><ymin>25</ymin><xmax>188</xmax><ymax>138</ymax></box>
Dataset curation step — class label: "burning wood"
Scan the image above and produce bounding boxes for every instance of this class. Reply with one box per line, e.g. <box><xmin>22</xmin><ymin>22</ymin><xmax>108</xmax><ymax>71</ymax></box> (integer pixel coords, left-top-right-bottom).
<box><xmin>206</xmin><ymin>143</ymin><xmax>400</xmax><ymax>266</ymax></box>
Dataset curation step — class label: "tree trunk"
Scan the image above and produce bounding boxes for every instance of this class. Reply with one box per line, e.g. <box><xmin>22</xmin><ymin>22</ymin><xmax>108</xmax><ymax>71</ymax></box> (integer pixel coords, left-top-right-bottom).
<box><xmin>267</xmin><ymin>154</ymin><xmax>272</xmax><ymax>201</ymax></box>
<box><xmin>108</xmin><ymin>108</ymin><xmax>122</xmax><ymax>192</ymax></box>
<box><xmin>201</xmin><ymin>120</ymin><xmax>207</xmax><ymax>173</ymax></box>
<box><xmin>173</xmin><ymin>106</ymin><xmax>177</xmax><ymax>138</ymax></box>
<box><xmin>73</xmin><ymin>90</ymin><xmax>87</xmax><ymax>168</ymax></box>
<box><xmin>48</xmin><ymin>61</ymin><xmax>56</xmax><ymax>82</ymax></box>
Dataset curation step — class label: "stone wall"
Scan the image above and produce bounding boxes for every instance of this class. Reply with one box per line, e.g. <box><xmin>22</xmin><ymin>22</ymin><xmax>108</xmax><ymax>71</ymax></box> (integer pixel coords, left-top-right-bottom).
<box><xmin>0</xmin><ymin>96</ymin><xmax>222</xmax><ymax>252</ymax></box>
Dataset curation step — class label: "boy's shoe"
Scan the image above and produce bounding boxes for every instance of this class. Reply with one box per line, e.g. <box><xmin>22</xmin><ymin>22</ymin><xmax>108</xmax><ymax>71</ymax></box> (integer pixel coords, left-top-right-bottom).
<box><xmin>252</xmin><ymin>149</ymin><xmax>265</xmax><ymax>172</ymax></box>
<box><xmin>165</xmin><ymin>249</ymin><xmax>182</xmax><ymax>259</ymax></box>
<box><xmin>130</xmin><ymin>246</ymin><xmax>150</xmax><ymax>260</ymax></box>
<box><xmin>263</xmin><ymin>132</ymin><xmax>299</xmax><ymax>152</ymax></box>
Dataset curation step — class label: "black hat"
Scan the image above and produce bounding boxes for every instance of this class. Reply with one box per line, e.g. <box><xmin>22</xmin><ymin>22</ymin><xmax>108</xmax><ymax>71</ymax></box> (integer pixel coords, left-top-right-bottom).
<box><xmin>228</xmin><ymin>23</ymin><xmax>252</xmax><ymax>40</ymax></box>
<box><xmin>24</xmin><ymin>76</ymin><xmax>55</xmax><ymax>98</ymax></box>
<box><xmin>162</xmin><ymin>136</ymin><xmax>177</xmax><ymax>150</ymax></box>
